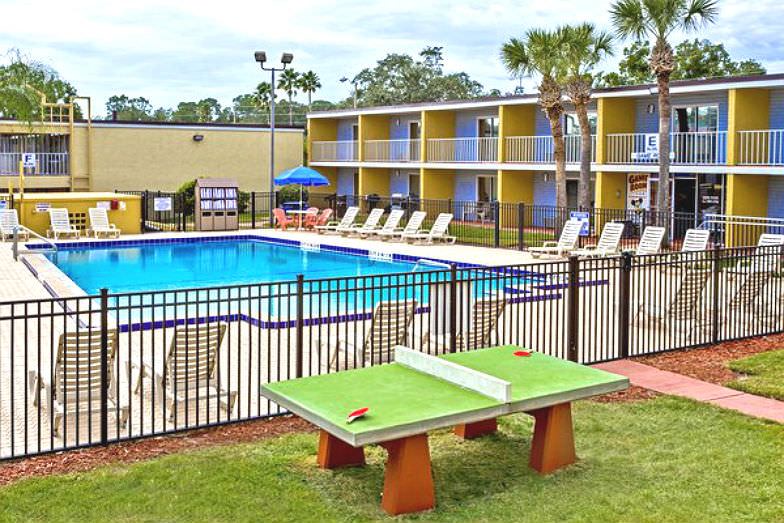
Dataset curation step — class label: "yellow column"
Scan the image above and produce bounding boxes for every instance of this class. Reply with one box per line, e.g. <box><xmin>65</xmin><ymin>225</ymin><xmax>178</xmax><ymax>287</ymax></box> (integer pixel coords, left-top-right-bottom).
<box><xmin>497</xmin><ymin>104</ymin><xmax>536</xmax><ymax>221</ymax></box>
<box><xmin>421</xmin><ymin>169</ymin><xmax>454</xmax><ymax>199</ymax></box>
<box><xmin>725</xmin><ymin>88</ymin><xmax>771</xmax><ymax>246</ymax></box>
<box><xmin>595</xmin><ymin>97</ymin><xmax>636</xmax><ymax>211</ymax></box>
<box><xmin>358</xmin><ymin>115</ymin><xmax>390</xmax><ymax>197</ymax></box>
<box><xmin>420</xmin><ymin>110</ymin><xmax>455</xmax><ymax>200</ymax></box>
<box><xmin>307</xmin><ymin>118</ymin><xmax>338</xmax><ymax>166</ymax></box>
<box><xmin>358</xmin><ymin>167</ymin><xmax>390</xmax><ymax>196</ymax></box>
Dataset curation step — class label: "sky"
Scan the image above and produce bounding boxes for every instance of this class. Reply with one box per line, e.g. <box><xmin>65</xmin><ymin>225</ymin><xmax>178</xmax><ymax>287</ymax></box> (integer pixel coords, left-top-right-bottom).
<box><xmin>1</xmin><ymin>0</ymin><xmax>782</xmax><ymax>117</ymax></box>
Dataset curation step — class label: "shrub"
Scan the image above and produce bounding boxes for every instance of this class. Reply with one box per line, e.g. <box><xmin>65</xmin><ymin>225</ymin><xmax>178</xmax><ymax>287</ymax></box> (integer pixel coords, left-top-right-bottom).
<box><xmin>278</xmin><ymin>185</ymin><xmax>309</xmax><ymax>203</ymax></box>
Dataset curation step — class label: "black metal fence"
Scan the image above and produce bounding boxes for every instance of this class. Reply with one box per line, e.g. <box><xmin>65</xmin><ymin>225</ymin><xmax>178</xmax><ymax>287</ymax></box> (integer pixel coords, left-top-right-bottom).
<box><xmin>2</xmin><ymin>243</ymin><xmax>783</xmax><ymax>460</ymax></box>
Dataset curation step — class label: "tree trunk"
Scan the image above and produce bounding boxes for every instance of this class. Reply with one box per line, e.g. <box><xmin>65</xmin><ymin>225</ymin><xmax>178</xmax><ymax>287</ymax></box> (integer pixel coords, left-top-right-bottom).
<box><xmin>575</xmin><ymin>102</ymin><xmax>592</xmax><ymax>209</ymax></box>
<box><xmin>289</xmin><ymin>95</ymin><xmax>294</xmax><ymax>126</ymax></box>
<box><xmin>549</xmin><ymin>115</ymin><xmax>567</xmax><ymax>208</ymax></box>
<box><xmin>656</xmin><ymin>72</ymin><xmax>671</xmax><ymax>237</ymax></box>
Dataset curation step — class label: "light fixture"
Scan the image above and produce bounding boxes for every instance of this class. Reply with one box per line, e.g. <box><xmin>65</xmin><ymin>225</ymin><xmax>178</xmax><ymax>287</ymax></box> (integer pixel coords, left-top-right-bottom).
<box><xmin>193</xmin><ymin>134</ymin><xmax>204</xmax><ymax>142</ymax></box>
<box><xmin>616</xmin><ymin>189</ymin><xmax>622</xmax><ymax>199</ymax></box>
<box><xmin>281</xmin><ymin>53</ymin><xmax>294</xmax><ymax>65</ymax></box>
<box><xmin>647</xmin><ymin>103</ymin><xmax>655</xmax><ymax>114</ymax></box>
<box><xmin>254</xmin><ymin>51</ymin><xmax>266</xmax><ymax>64</ymax></box>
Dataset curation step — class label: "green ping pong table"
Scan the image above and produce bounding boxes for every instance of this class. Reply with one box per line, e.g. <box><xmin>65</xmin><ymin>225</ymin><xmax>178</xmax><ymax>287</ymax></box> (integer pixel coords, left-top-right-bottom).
<box><xmin>261</xmin><ymin>345</ymin><xmax>629</xmax><ymax>515</ymax></box>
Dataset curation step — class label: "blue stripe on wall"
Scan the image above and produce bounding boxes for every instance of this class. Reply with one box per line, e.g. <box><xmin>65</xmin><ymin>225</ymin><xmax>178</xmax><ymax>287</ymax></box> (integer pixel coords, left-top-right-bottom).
<box><xmin>337</xmin><ymin>168</ymin><xmax>355</xmax><ymax>195</ymax></box>
<box><xmin>389</xmin><ymin>170</ymin><xmax>409</xmax><ymax>195</ymax></box>
<box><xmin>337</xmin><ymin>119</ymin><xmax>356</xmax><ymax>140</ymax></box>
<box><xmin>769</xmin><ymin>178</ymin><xmax>784</xmax><ymax>219</ymax></box>
<box><xmin>635</xmin><ymin>93</ymin><xmax>729</xmax><ymax>133</ymax></box>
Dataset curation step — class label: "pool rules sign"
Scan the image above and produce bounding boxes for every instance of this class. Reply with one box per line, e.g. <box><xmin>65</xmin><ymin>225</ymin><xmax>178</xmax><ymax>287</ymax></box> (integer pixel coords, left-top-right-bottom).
<box><xmin>22</xmin><ymin>153</ymin><xmax>36</xmax><ymax>169</ymax></box>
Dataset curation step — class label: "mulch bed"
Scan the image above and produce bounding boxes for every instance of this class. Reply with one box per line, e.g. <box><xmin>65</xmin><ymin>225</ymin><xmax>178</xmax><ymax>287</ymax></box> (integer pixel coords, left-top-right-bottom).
<box><xmin>592</xmin><ymin>385</ymin><xmax>661</xmax><ymax>403</ymax></box>
<box><xmin>0</xmin><ymin>415</ymin><xmax>313</xmax><ymax>487</ymax></box>
<box><xmin>635</xmin><ymin>333</ymin><xmax>784</xmax><ymax>385</ymax></box>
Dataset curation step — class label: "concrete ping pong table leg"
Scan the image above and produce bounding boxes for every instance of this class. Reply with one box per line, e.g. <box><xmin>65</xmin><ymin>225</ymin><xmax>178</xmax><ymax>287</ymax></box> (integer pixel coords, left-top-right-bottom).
<box><xmin>379</xmin><ymin>434</ymin><xmax>435</xmax><ymax>515</ymax></box>
<box><xmin>317</xmin><ymin>430</ymin><xmax>366</xmax><ymax>468</ymax></box>
<box><xmin>527</xmin><ymin>402</ymin><xmax>576</xmax><ymax>474</ymax></box>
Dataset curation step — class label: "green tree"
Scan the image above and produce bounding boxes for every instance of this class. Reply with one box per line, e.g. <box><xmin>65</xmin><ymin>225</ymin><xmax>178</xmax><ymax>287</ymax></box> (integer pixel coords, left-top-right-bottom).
<box><xmin>502</xmin><ymin>29</ymin><xmax>570</xmax><ymax>208</ymax></box>
<box><xmin>0</xmin><ymin>49</ymin><xmax>79</xmax><ymax>122</ymax></box>
<box><xmin>277</xmin><ymin>69</ymin><xmax>300</xmax><ymax>125</ymax></box>
<box><xmin>672</xmin><ymin>39</ymin><xmax>766</xmax><ymax>79</ymax></box>
<box><xmin>298</xmin><ymin>71</ymin><xmax>321</xmax><ymax>109</ymax></box>
<box><xmin>560</xmin><ymin>23</ymin><xmax>614</xmax><ymax>209</ymax></box>
<box><xmin>105</xmin><ymin>95</ymin><xmax>154</xmax><ymax>120</ymax></box>
<box><xmin>610</xmin><ymin>0</ymin><xmax>718</xmax><ymax>227</ymax></box>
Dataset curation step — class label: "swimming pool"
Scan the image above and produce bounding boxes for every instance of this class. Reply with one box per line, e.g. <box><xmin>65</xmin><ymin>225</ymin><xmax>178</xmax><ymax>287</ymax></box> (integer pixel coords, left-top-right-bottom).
<box><xmin>44</xmin><ymin>237</ymin><xmax>418</xmax><ymax>295</ymax></box>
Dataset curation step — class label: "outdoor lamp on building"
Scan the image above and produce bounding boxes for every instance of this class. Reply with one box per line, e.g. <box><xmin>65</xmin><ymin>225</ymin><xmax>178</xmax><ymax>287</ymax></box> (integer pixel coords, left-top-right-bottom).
<box><xmin>255</xmin><ymin>50</ymin><xmax>293</xmax><ymax>226</ymax></box>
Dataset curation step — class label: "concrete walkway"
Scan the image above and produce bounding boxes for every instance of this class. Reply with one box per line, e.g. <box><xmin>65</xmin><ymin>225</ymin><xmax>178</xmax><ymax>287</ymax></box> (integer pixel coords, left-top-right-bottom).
<box><xmin>594</xmin><ymin>359</ymin><xmax>784</xmax><ymax>423</ymax></box>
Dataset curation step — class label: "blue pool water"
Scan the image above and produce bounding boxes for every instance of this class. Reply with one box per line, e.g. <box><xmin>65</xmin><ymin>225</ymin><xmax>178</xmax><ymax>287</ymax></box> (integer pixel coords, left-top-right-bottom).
<box><xmin>45</xmin><ymin>239</ymin><xmax>417</xmax><ymax>295</ymax></box>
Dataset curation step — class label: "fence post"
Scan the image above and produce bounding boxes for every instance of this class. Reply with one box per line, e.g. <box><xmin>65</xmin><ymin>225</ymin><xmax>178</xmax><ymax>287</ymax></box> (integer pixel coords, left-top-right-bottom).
<box><xmin>251</xmin><ymin>191</ymin><xmax>256</xmax><ymax>229</ymax></box>
<box><xmin>142</xmin><ymin>190</ymin><xmax>148</xmax><ymax>232</ymax></box>
<box><xmin>711</xmin><ymin>245</ymin><xmax>721</xmax><ymax>344</ymax></box>
<box><xmin>567</xmin><ymin>256</ymin><xmax>579</xmax><ymax>362</ymax></box>
<box><xmin>618</xmin><ymin>252</ymin><xmax>632</xmax><ymax>359</ymax></box>
<box><xmin>518</xmin><ymin>202</ymin><xmax>525</xmax><ymax>251</ymax></box>
<box><xmin>100</xmin><ymin>288</ymin><xmax>109</xmax><ymax>445</ymax></box>
<box><xmin>493</xmin><ymin>201</ymin><xmax>500</xmax><ymax>248</ymax></box>
<box><xmin>449</xmin><ymin>264</ymin><xmax>457</xmax><ymax>354</ymax></box>
<box><xmin>295</xmin><ymin>274</ymin><xmax>304</xmax><ymax>378</ymax></box>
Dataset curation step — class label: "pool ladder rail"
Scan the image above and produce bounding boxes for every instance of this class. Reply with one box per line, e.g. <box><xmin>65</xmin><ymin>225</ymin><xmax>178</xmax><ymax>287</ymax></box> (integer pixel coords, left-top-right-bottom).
<box><xmin>12</xmin><ymin>226</ymin><xmax>58</xmax><ymax>262</ymax></box>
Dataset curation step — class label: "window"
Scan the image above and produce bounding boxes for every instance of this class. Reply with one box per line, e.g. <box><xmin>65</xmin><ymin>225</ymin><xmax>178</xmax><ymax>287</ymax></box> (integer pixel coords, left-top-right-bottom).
<box><xmin>477</xmin><ymin>175</ymin><xmax>496</xmax><ymax>202</ymax></box>
<box><xmin>409</xmin><ymin>121</ymin><xmax>420</xmax><ymax>139</ymax></box>
<box><xmin>673</xmin><ymin>105</ymin><xmax>718</xmax><ymax>132</ymax></box>
<box><xmin>564</xmin><ymin>113</ymin><xmax>597</xmax><ymax>135</ymax></box>
<box><xmin>478</xmin><ymin>118</ymin><xmax>499</xmax><ymax>138</ymax></box>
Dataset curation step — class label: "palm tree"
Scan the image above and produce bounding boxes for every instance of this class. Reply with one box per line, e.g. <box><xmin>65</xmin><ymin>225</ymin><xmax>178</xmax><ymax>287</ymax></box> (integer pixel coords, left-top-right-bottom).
<box><xmin>298</xmin><ymin>71</ymin><xmax>322</xmax><ymax>109</ymax></box>
<box><xmin>502</xmin><ymin>29</ymin><xmax>569</xmax><ymax>208</ymax></box>
<box><xmin>560</xmin><ymin>23</ymin><xmax>614</xmax><ymax>209</ymax></box>
<box><xmin>252</xmin><ymin>82</ymin><xmax>275</xmax><ymax>115</ymax></box>
<box><xmin>610</xmin><ymin>0</ymin><xmax>718</xmax><ymax>225</ymax></box>
<box><xmin>277</xmin><ymin>68</ymin><xmax>300</xmax><ymax>125</ymax></box>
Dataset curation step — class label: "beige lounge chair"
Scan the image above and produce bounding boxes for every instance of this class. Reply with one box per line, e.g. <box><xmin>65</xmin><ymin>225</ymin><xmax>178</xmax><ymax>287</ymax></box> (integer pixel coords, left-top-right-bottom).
<box><xmin>402</xmin><ymin>213</ymin><xmax>456</xmax><ymax>244</ymax></box>
<box><xmin>423</xmin><ymin>296</ymin><xmax>507</xmax><ymax>352</ymax></box>
<box><xmin>359</xmin><ymin>209</ymin><xmax>404</xmax><ymax>238</ymax></box>
<box><xmin>28</xmin><ymin>329</ymin><xmax>128</xmax><ymax>437</ymax></box>
<box><xmin>631</xmin><ymin>226</ymin><xmax>666</xmax><ymax>256</ymax></box>
<box><xmin>328</xmin><ymin>299</ymin><xmax>417</xmax><ymax>370</ymax></box>
<box><xmin>572</xmin><ymin>222</ymin><xmax>625</xmax><ymax>258</ymax></box>
<box><xmin>376</xmin><ymin>211</ymin><xmax>426</xmax><ymax>241</ymax></box>
<box><xmin>131</xmin><ymin>323</ymin><xmax>237</xmax><ymax>420</ymax></box>
<box><xmin>0</xmin><ymin>209</ymin><xmax>30</xmax><ymax>241</ymax></box>
<box><xmin>635</xmin><ymin>268</ymin><xmax>711</xmax><ymax>341</ymax></box>
<box><xmin>88</xmin><ymin>208</ymin><xmax>121</xmax><ymax>238</ymax></box>
<box><xmin>342</xmin><ymin>208</ymin><xmax>384</xmax><ymax>236</ymax></box>
<box><xmin>315</xmin><ymin>206</ymin><xmax>359</xmax><ymax>234</ymax></box>
<box><xmin>47</xmin><ymin>208</ymin><xmax>80</xmax><ymax>240</ymax></box>
<box><xmin>529</xmin><ymin>219</ymin><xmax>583</xmax><ymax>258</ymax></box>
<box><xmin>727</xmin><ymin>233</ymin><xmax>784</xmax><ymax>274</ymax></box>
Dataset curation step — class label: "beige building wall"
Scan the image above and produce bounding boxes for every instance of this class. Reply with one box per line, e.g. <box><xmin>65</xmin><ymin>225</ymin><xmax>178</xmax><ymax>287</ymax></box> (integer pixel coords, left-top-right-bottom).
<box><xmin>69</xmin><ymin>123</ymin><xmax>304</xmax><ymax>192</ymax></box>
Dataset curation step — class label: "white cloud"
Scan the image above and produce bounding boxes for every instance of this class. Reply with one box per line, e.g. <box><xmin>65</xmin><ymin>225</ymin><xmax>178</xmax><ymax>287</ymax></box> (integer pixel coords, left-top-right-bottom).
<box><xmin>0</xmin><ymin>0</ymin><xmax>781</xmax><ymax>115</ymax></box>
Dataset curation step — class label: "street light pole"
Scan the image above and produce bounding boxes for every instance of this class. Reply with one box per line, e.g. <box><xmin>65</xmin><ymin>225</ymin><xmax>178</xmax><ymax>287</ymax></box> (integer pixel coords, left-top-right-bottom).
<box><xmin>255</xmin><ymin>51</ymin><xmax>293</xmax><ymax>227</ymax></box>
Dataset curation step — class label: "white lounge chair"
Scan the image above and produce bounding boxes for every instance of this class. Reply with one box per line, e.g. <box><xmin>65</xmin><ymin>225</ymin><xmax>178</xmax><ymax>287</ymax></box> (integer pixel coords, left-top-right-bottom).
<box><xmin>681</xmin><ymin>229</ymin><xmax>710</xmax><ymax>252</ymax></box>
<box><xmin>572</xmin><ymin>222</ymin><xmax>625</xmax><ymax>258</ymax></box>
<box><xmin>631</xmin><ymin>226</ymin><xmax>666</xmax><ymax>256</ymax></box>
<box><xmin>327</xmin><ymin>299</ymin><xmax>417</xmax><ymax>371</ymax></box>
<box><xmin>88</xmin><ymin>208</ymin><xmax>121</xmax><ymax>238</ymax></box>
<box><xmin>131</xmin><ymin>323</ymin><xmax>237</xmax><ymax>421</ymax></box>
<box><xmin>0</xmin><ymin>209</ymin><xmax>30</xmax><ymax>241</ymax></box>
<box><xmin>341</xmin><ymin>208</ymin><xmax>384</xmax><ymax>236</ymax></box>
<box><xmin>360</xmin><ymin>209</ymin><xmax>404</xmax><ymax>238</ymax></box>
<box><xmin>47</xmin><ymin>208</ymin><xmax>80</xmax><ymax>240</ymax></box>
<box><xmin>314</xmin><ymin>206</ymin><xmax>359</xmax><ymax>235</ymax></box>
<box><xmin>375</xmin><ymin>211</ymin><xmax>426</xmax><ymax>241</ymax></box>
<box><xmin>718</xmin><ymin>269</ymin><xmax>775</xmax><ymax>330</ymax></box>
<box><xmin>28</xmin><ymin>329</ymin><xmax>128</xmax><ymax>437</ymax></box>
<box><xmin>529</xmin><ymin>219</ymin><xmax>583</xmax><ymax>259</ymax></box>
<box><xmin>402</xmin><ymin>213</ymin><xmax>456</xmax><ymax>244</ymax></box>
<box><xmin>727</xmin><ymin>233</ymin><xmax>784</xmax><ymax>274</ymax></box>
<box><xmin>423</xmin><ymin>296</ymin><xmax>507</xmax><ymax>353</ymax></box>
<box><xmin>635</xmin><ymin>268</ymin><xmax>711</xmax><ymax>341</ymax></box>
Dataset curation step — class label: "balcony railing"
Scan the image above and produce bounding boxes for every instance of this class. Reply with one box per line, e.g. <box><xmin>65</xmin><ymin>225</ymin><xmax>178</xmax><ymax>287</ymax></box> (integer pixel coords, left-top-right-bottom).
<box><xmin>605</xmin><ymin>131</ymin><xmax>727</xmax><ymax>165</ymax></box>
<box><xmin>426</xmin><ymin>137</ymin><xmax>498</xmax><ymax>163</ymax></box>
<box><xmin>0</xmin><ymin>152</ymin><xmax>70</xmax><ymax>176</ymax></box>
<box><xmin>506</xmin><ymin>135</ymin><xmax>596</xmax><ymax>164</ymax></box>
<box><xmin>310</xmin><ymin>140</ymin><xmax>358</xmax><ymax>162</ymax></box>
<box><xmin>363</xmin><ymin>139</ymin><xmax>421</xmax><ymax>162</ymax></box>
<box><xmin>737</xmin><ymin>129</ymin><xmax>784</xmax><ymax>166</ymax></box>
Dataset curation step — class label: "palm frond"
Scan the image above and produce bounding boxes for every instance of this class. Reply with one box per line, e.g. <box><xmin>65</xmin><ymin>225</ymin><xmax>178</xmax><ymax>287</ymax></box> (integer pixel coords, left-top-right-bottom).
<box><xmin>683</xmin><ymin>0</ymin><xmax>719</xmax><ymax>32</ymax></box>
<box><xmin>610</xmin><ymin>0</ymin><xmax>648</xmax><ymax>39</ymax></box>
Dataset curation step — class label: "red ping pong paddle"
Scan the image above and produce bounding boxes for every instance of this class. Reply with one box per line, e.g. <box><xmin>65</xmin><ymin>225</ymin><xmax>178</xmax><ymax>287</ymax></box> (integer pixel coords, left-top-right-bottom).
<box><xmin>513</xmin><ymin>350</ymin><xmax>532</xmax><ymax>357</ymax></box>
<box><xmin>346</xmin><ymin>407</ymin><xmax>369</xmax><ymax>424</ymax></box>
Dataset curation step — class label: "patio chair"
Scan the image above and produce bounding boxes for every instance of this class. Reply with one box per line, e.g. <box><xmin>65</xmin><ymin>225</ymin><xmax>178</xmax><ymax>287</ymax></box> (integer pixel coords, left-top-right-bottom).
<box><xmin>529</xmin><ymin>219</ymin><xmax>583</xmax><ymax>259</ymax></box>
<box><xmin>315</xmin><ymin>208</ymin><xmax>333</xmax><ymax>227</ymax></box>
<box><xmin>273</xmin><ymin>208</ymin><xmax>295</xmax><ymax>231</ymax></box>
<box><xmin>681</xmin><ymin>229</ymin><xmax>710</xmax><ymax>252</ymax></box>
<box><xmin>131</xmin><ymin>322</ymin><xmax>237</xmax><ymax>421</ymax></box>
<box><xmin>727</xmin><ymin>233</ymin><xmax>784</xmax><ymax>275</ymax></box>
<box><xmin>422</xmin><ymin>296</ymin><xmax>507</xmax><ymax>353</ymax></box>
<box><xmin>634</xmin><ymin>268</ymin><xmax>711</xmax><ymax>341</ymax></box>
<box><xmin>402</xmin><ymin>213</ymin><xmax>457</xmax><ymax>244</ymax></box>
<box><xmin>375</xmin><ymin>211</ymin><xmax>426</xmax><ymax>241</ymax></box>
<box><xmin>28</xmin><ymin>329</ymin><xmax>128</xmax><ymax>437</ymax></box>
<box><xmin>301</xmin><ymin>207</ymin><xmax>320</xmax><ymax>230</ymax></box>
<box><xmin>88</xmin><ymin>208</ymin><xmax>121</xmax><ymax>238</ymax></box>
<box><xmin>361</xmin><ymin>209</ymin><xmax>404</xmax><ymax>239</ymax></box>
<box><xmin>341</xmin><ymin>208</ymin><xmax>384</xmax><ymax>236</ymax></box>
<box><xmin>315</xmin><ymin>206</ymin><xmax>360</xmax><ymax>234</ymax></box>
<box><xmin>0</xmin><ymin>209</ymin><xmax>30</xmax><ymax>241</ymax></box>
<box><xmin>572</xmin><ymin>222</ymin><xmax>625</xmax><ymax>258</ymax></box>
<box><xmin>718</xmin><ymin>269</ymin><xmax>775</xmax><ymax>330</ymax></box>
<box><xmin>327</xmin><ymin>299</ymin><xmax>417</xmax><ymax>371</ymax></box>
<box><xmin>47</xmin><ymin>208</ymin><xmax>80</xmax><ymax>240</ymax></box>
<box><xmin>630</xmin><ymin>226</ymin><xmax>666</xmax><ymax>256</ymax></box>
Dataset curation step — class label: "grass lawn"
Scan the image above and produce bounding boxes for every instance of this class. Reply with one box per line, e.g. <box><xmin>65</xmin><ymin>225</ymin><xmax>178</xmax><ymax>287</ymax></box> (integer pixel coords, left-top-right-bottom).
<box><xmin>727</xmin><ymin>349</ymin><xmax>784</xmax><ymax>401</ymax></box>
<box><xmin>1</xmin><ymin>396</ymin><xmax>782</xmax><ymax>523</ymax></box>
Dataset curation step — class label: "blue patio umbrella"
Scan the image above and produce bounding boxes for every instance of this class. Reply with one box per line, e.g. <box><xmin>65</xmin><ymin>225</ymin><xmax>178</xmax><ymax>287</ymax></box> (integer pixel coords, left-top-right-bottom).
<box><xmin>273</xmin><ymin>166</ymin><xmax>330</xmax><ymax>207</ymax></box>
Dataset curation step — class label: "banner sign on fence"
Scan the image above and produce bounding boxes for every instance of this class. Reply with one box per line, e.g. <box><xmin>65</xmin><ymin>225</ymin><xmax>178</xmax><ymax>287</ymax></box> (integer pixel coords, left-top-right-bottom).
<box><xmin>154</xmin><ymin>197</ymin><xmax>172</xmax><ymax>212</ymax></box>
<box><xmin>22</xmin><ymin>153</ymin><xmax>37</xmax><ymax>168</ymax></box>
<box><xmin>569</xmin><ymin>211</ymin><xmax>590</xmax><ymax>236</ymax></box>
<box><xmin>35</xmin><ymin>202</ymin><xmax>51</xmax><ymax>213</ymax></box>
<box><xmin>0</xmin><ymin>200</ymin><xmax>7</xmax><ymax>210</ymax></box>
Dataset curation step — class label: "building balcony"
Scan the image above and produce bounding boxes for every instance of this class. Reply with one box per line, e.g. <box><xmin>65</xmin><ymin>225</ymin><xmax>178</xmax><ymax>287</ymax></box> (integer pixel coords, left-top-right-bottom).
<box><xmin>0</xmin><ymin>152</ymin><xmax>70</xmax><ymax>176</ymax></box>
<box><xmin>426</xmin><ymin>137</ymin><xmax>498</xmax><ymax>163</ymax></box>
<box><xmin>310</xmin><ymin>140</ymin><xmax>358</xmax><ymax>162</ymax></box>
<box><xmin>363</xmin><ymin>139</ymin><xmax>421</xmax><ymax>162</ymax></box>
<box><xmin>605</xmin><ymin>131</ymin><xmax>727</xmax><ymax>165</ymax></box>
<box><xmin>737</xmin><ymin>129</ymin><xmax>784</xmax><ymax>166</ymax></box>
<box><xmin>505</xmin><ymin>135</ymin><xmax>596</xmax><ymax>164</ymax></box>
